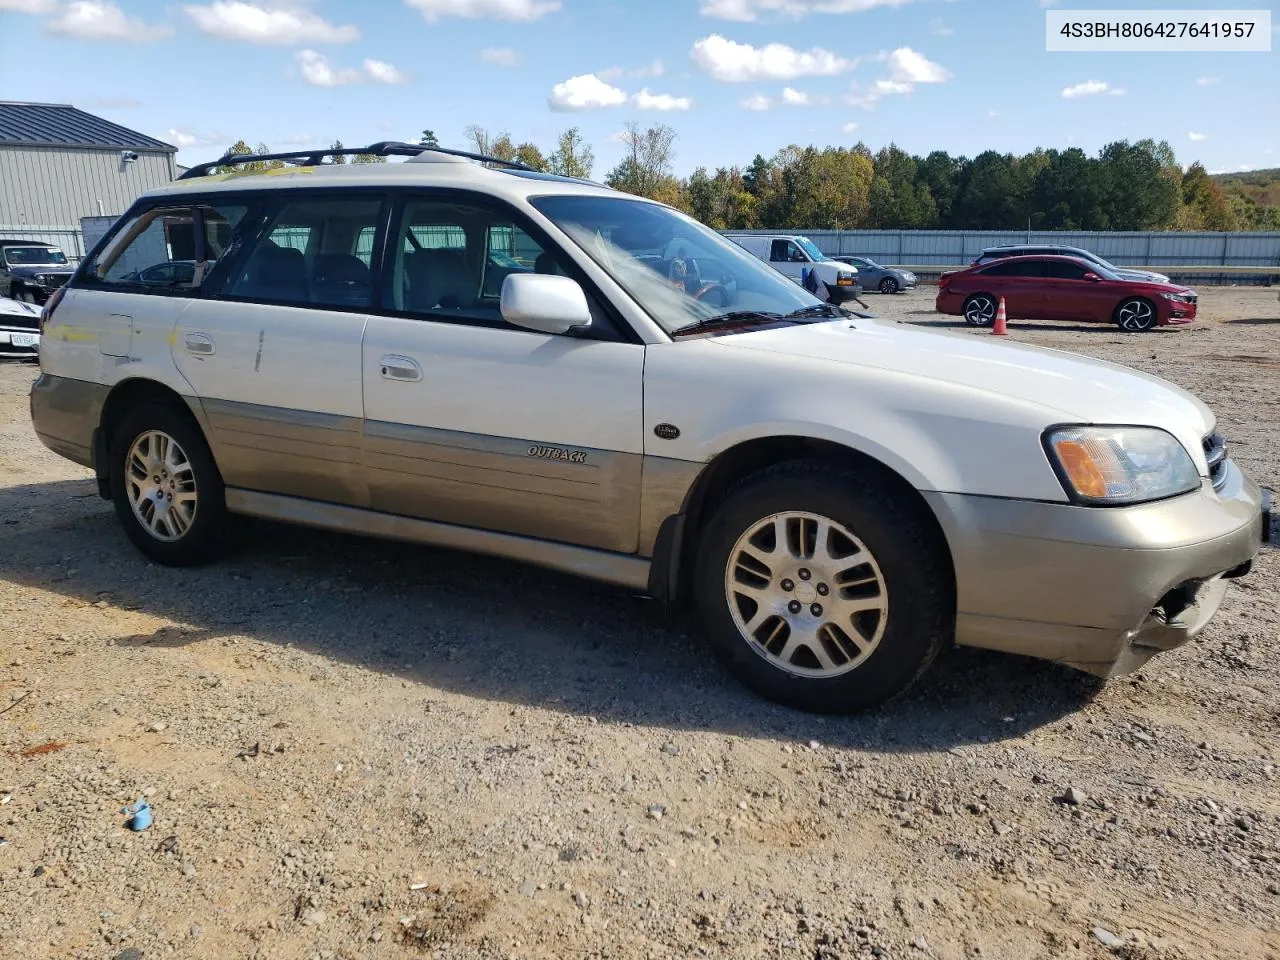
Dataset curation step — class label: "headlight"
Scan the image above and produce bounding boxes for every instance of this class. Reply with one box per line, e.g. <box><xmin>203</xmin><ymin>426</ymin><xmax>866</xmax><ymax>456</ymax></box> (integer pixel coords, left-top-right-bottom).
<box><xmin>1161</xmin><ymin>292</ymin><xmax>1193</xmax><ymax>303</ymax></box>
<box><xmin>35</xmin><ymin>274</ymin><xmax>48</xmax><ymax>284</ymax></box>
<box><xmin>1044</xmin><ymin>426</ymin><xmax>1200</xmax><ymax>505</ymax></box>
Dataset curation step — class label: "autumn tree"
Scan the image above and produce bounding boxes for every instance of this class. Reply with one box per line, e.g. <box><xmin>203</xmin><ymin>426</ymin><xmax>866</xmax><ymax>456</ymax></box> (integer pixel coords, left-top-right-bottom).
<box><xmin>548</xmin><ymin>127</ymin><xmax>594</xmax><ymax>179</ymax></box>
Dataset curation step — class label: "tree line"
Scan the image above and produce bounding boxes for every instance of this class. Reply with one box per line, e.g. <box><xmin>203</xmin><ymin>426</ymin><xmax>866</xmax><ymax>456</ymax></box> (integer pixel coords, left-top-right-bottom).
<box><xmin>213</xmin><ymin>128</ymin><xmax>1278</xmax><ymax>232</ymax></box>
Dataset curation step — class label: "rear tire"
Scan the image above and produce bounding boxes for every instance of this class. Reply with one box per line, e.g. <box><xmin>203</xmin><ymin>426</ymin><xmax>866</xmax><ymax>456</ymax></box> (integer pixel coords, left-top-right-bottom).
<box><xmin>963</xmin><ymin>294</ymin><xmax>996</xmax><ymax>326</ymax></box>
<box><xmin>109</xmin><ymin>402</ymin><xmax>230</xmax><ymax>566</ymax></box>
<box><xmin>1115</xmin><ymin>297</ymin><xmax>1157</xmax><ymax>332</ymax></box>
<box><xmin>694</xmin><ymin>460</ymin><xmax>952</xmax><ymax>713</ymax></box>
<box><xmin>879</xmin><ymin>277</ymin><xmax>899</xmax><ymax>294</ymax></box>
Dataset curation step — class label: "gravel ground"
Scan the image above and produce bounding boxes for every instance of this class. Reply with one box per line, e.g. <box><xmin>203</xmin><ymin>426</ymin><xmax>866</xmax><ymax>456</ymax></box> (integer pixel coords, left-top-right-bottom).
<box><xmin>1</xmin><ymin>289</ymin><xmax>1277</xmax><ymax>960</ymax></box>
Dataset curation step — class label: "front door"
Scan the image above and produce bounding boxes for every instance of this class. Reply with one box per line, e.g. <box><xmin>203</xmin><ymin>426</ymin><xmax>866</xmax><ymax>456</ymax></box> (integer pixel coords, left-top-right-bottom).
<box><xmin>174</xmin><ymin>194</ymin><xmax>385</xmax><ymax>506</ymax></box>
<box><xmin>769</xmin><ymin>238</ymin><xmax>808</xmax><ymax>283</ymax></box>
<box><xmin>1039</xmin><ymin>258</ymin><xmax>1116</xmax><ymax>322</ymax></box>
<box><xmin>361</xmin><ymin>193</ymin><xmax>645</xmax><ymax>553</ymax></box>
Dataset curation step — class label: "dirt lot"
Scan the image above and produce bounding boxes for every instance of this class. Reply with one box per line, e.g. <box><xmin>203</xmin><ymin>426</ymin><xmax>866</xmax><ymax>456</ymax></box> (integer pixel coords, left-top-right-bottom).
<box><xmin>1</xmin><ymin>289</ymin><xmax>1277</xmax><ymax>960</ymax></box>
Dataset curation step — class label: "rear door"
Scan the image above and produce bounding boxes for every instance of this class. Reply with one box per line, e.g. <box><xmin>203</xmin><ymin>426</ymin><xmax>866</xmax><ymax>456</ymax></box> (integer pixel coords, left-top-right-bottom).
<box><xmin>975</xmin><ymin>259</ymin><xmax>1047</xmax><ymax>318</ymax></box>
<box><xmin>360</xmin><ymin>191</ymin><xmax>645</xmax><ymax>553</ymax></box>
<box><xmin>173</xmin><ymin>193</ymin><xmax>385</xmax><ymax>506</ymax></box>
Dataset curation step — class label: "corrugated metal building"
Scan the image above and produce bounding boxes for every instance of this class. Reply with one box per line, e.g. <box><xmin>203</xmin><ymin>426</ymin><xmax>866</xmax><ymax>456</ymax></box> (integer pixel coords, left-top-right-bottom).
<box><xmin>0</xmin><ymin>101</ymin><xmax>176</xmax><ymax>260</ymax></box>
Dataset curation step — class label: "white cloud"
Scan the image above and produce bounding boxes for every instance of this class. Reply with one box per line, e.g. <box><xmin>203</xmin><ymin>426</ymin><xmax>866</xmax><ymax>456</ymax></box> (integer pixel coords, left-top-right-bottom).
<box><xmin>930</xmin><ymin>17</ymin><xmax>952</xmax><ymax>36</ymax></box>
<box><xmin>404</xmin><ymin>0</ymin><xmax>560</xmax><ymax>22</ymax></box>
<box><xmin>596</xmin><ymin>66</ymin><xmax>625</xmax><ymax>82</ymax></box>
<box><xmin>1061</xmin><ymin>80</ymin><xmax>1112</xmax><ymax>99</ymax></box>
<box><xmin>633</xmin><ymin>59</ymin><xmax>665</xmax><ymax>78</ymax></box>
<box><xmin>0</xmin><ymin>0</ymin><xmax>57</xmax><ymax>13</ymax></box>
<box><xmin>364</xmin><ymin>59</ymin><xmax>407</xmax><ymax>84</ymax></box>
<box><xmin>1109</xmin><ymin>87</ymin><xmax>1125</xmax><ymax>96</ymax></box>
<box><xmin>987</xmin><ymin>108</ymin><xmax>999</xmax><ymax>118</ymax></box>
<box><xmin>1195</xmin><ymin>76</ymin><xmax>1219</xmax><ymax>86</ymax></box>
<box><xmin>690</xmin><ymin>34</ymin><xmax>854</xmax><ymax>82</ymax></box>
<box><xmin>165</xmin><ymin>127</ymin><xmax>226</xmax><ymax>149</ymax></box>
<box><xmin>781</xmin><ymin>86</ymin><xmax>811</xmax><ymax>105</ymax></box>
<box><xmin>885</xmin><ymin>47</ymin><xmax>950</xmax><ymax>84</ymax></box>
<box><xmin>548</xmin><ymin>73</ymin><xmax>628</xmax><ymax>111</ymax></box>
<box><xmin>294</xmin><ymin>50</ymin><xmax>407</xmax><ymax>87</ymax></box>
<box><xmin>632</xmin><ymin>88</ymin><xmax>692</xmax><ymax>111</ymax></box>
<box><xmin>841</xmin><ymin>121</ymin><xmax>858</xmax><ymax>133</ymax></box>
<box><xmin>741</xmin><ymin>93</ymin><xmax>773</xmax><ymax>110</ymax></box>
<box><xmin>295</xmin><ymin>50</ymin><xmax>362</xmax><ymax>86</ymax></box>
<box><xmin>1039</xmin><ymin>0</ymin><xmax>1058</xmax><ymax>6</ymax></box>
<box><xmin>185</xmin><ymin>2</ymin><xmax>358</xmax><ymax>44</ymax></box>
<box><xmin>700</xmin><ymin>0</ymin><xmax>913</xmax><ymax>21</ymax></box>
<box><xmin>46</xmin><ymin>1</ymin><xmax>173</xmax><ymax>41</ymax></box>
<box><xmin>479</xmin><ymin>46</ymin><xmax>520</xmax><ymax>66</ymax></box>
<box><xmin>1188</xmin><ymin>131</ymin><xmax>1207</xmax><ymax>141</ymax></box>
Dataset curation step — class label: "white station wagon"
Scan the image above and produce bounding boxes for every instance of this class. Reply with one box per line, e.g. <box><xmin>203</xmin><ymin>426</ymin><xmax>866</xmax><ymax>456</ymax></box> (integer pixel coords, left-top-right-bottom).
<box><xmin>30</xmin><ymin>142</ymin><xmax>1269</xmax><ymax>712</ymax></box>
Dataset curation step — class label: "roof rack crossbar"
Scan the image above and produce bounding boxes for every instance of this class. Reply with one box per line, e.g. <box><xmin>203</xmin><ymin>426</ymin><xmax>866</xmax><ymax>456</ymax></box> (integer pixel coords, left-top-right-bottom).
<box><xmin>178</xmin><ymin>141</ymin><xmax>532</xmax><ymax>180</ymax></box>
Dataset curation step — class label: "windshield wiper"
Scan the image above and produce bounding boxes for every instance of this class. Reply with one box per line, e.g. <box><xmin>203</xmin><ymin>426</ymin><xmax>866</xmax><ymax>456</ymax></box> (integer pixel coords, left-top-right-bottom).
<box><xmin>670</xmin><ymin>310</ymin><xmax>782</xmax><ymax>336</ymax></box>
<box><xmin>783</xmin><ymin>303</ymin><xmax>843</xmax><ymax>320</ymax></box>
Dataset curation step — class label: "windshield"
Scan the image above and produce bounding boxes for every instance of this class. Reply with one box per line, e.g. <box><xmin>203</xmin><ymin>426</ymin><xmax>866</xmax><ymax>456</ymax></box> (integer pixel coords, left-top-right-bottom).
<box><xmin>795</xmin><ymin>236</ymin><xmax>827</xmax><ymax>261</ymax></box>
<box><xmin>531</xmin><ymin>195</ymin><xmax>823</xmax><ymax>335</ymax></box>
<box><xmin>5</xmin><ymin>247</ymin><xmax>67</xmax><ymax>265</ymax></box>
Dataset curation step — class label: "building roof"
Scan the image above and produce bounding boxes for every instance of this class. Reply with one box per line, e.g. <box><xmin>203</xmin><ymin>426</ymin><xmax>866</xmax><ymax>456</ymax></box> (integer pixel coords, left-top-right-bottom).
<box><xmin>0</xmin><ymin>101</ymin><xmax>174</xmax><ymax>153</ymax></box>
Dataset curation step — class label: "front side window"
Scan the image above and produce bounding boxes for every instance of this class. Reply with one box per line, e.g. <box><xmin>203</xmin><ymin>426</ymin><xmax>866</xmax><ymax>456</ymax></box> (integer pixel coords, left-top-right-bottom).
<box><xmin>225</xmin><ymin>197</ymin><xmax>382</xmax><ymax>308</ymax></box>
<box><xmin>794</xmin><ymin>237</ymin><xmax>827</xmax><ymax>262</ymax></box>
<box><xmin>384</xmin><ymin>198</ymin><xmax>571</xmax><ymax>327</ymax></box>
<box><xmin>1045</xmin><ymin>260</ymin><xmax>1090</xmax><ymax>280</ymax></box>
<box><xmin>532</xmin><ymin>195</ymin><xmax>823</xmax><ymax>336</ymax></box>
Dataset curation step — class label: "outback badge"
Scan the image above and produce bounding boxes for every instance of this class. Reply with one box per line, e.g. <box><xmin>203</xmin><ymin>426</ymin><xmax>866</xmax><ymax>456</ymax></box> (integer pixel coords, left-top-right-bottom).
<box><xmin>528</xmin><ymin>444</ymin><xmax>588</xmax><ymax>464</ymax></box>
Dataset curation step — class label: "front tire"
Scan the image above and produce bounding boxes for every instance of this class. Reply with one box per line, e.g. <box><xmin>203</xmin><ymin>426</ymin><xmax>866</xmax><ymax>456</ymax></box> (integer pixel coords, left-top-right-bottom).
<box><xmin>109</xmin><ymin>402</ymin><xmax>230</xmax><ymax>566</ymax></box>
<box><xmin>879</xmin><ymin>277</ymin><xmax>899</xmax><ymax>294</ymax></box>
<box><xmin>963</xmin><ymin>294</ymin><xmax>996</xmax><ymax>326</ymax></box>
<box><xmin>695</xmin><ymin>461</ymin><xmax>952</xmax><ymax>713</ymax></box>
<box><xmin>1115</xmin><ymin>297</ymin><xmax>1156</xmax><ymax>332</ymax></box>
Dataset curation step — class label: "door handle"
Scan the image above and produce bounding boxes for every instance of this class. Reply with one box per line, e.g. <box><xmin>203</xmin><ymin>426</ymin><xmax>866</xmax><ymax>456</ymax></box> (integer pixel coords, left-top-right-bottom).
<box><xmin>184</xmin><ymin>333</ymin><xmax>215</xmax><ymax>356</ymax></box>
<box><xmin>379</xmin><ymin>354</ymin><xmax>422</xmax><ymax>382</ymax></box>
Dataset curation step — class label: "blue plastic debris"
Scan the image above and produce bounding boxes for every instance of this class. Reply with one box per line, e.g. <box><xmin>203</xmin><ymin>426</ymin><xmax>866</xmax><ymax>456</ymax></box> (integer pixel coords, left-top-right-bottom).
<box><xmin>121</xmin><ymin>798</ymin><xmax>152</xmax><ymax>831</ymax></box>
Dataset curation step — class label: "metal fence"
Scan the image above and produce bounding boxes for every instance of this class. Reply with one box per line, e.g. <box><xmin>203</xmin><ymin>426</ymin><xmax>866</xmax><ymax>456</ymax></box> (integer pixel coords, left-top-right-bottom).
<box><xmin>724</xmin><ymin>229</ymin><xmax>1280</xmax><ymax>269</ymax></box>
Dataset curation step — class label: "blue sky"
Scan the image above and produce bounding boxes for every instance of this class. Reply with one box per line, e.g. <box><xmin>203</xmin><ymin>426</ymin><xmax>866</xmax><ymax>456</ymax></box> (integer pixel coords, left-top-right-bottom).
<box><xmin>1</xmin><ymin>0</ymin><xmax>1276</xmax><ymax>176</ymax></box>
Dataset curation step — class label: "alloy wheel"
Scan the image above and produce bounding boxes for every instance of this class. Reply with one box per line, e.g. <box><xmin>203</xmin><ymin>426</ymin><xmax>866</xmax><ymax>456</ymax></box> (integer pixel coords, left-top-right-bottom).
<box><xmin>879</xmin><ymin>277</ymin><xmax>898</xmax><ymax>294</ymax></box>
<box><xmin>964</xmin><ymin>295</ymin><xmax>995</xmax><ymax>326</ymax></box>
<box><xmin>125</xmin><ymin>430</ymin><xmax>198</xmax><ymax>541</ymax></box>
<box><xmin>1117</xmin><ymin>299</ymin><xmax>1155</xmax><ymax>331</ymax></box>
<box><xmin>724</xmin><ymin>511</ymin><xmax>889</xmax><ymax>678</ymax></box>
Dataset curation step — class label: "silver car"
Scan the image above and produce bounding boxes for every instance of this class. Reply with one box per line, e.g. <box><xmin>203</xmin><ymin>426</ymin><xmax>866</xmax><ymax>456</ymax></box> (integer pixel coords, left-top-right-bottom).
<box><xmin>833</xmin><ymin>256</ymin><xmax>916</xmax><ymax>294</ymax></box>
<box><xmin>975</xmin><ymin>245</ymin><xmax>1171</xmax><ymax>284</ymax></box>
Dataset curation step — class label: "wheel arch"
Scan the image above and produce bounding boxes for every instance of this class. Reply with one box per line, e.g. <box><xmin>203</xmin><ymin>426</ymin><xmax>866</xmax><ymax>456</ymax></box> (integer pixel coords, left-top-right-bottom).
<box><xmin>654</xmin><ymin>434</ymin><xmax>956</xmax><ymax>609</ymax></box>
<box><xmin>93</xmin><ymin>378</ymin><xmax>210</xmax><ymax>498</ymax></box>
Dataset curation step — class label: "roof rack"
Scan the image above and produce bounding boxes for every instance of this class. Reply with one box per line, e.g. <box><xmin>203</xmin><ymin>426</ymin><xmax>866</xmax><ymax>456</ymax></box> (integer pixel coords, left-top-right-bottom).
<box><xmin>178</xmin><ymin>141</ymin><xmax>532</xmax><ymax>180</ymax></box>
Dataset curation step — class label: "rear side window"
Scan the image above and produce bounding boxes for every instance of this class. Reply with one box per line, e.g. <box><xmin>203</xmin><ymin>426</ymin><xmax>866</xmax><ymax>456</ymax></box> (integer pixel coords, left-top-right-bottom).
<box><xmin>89</xmin><ymin>203</ymin><xmax>248</xmax><ymax>292</ymax></box>
<box><xmin>224</xmin><ymin>197</ymin><xmax>383</xmax><ymax>309</ymax></box>
<box><xmin>982</xmin><ymin>260</ymin><xmax>1045</xmax><ymax>278</ymax></box>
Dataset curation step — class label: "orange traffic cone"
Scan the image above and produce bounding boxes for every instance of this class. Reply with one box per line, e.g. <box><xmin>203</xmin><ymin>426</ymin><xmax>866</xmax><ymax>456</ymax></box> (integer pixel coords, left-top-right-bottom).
<box><xmin>991</xmin><ymin>296</ymin><xmax>1008</xmax><ymax>336</ymax></box>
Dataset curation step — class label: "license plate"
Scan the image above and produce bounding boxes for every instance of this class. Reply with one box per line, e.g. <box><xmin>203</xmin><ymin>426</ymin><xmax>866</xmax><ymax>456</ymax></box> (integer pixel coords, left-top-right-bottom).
<box><xmin>9</xmin><ymin>333</ymin><xmax>38</xmax><ymax>348</ymax></box>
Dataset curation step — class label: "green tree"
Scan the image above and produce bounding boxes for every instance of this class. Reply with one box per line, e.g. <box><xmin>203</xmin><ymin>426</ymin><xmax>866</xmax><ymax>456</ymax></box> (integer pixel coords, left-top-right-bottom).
<box><xmin>1180</xmin><ymin>163</ymin><xmax>1239</xmax><ymax>230</ymax></box>
<box><xmin>606</xmin><ymin>122</ymin><xmax>680</xmax><ymax>201</ymax></box>
<box><xmin>514</xmin><ymin>142</ymin><xmax>549</xmax><ymax>171</ymax></box>
<box><xmin>329</xmin><ymin>139</ymin><xmax>346</xmax><ymax>164</ymax></box>
<box><xmin>464</xmin><ymin>125</ymin><xmax>516</xmax><ymax>162</ymax></box>
<box><xmin>419</xmin><ymin>129</ymin><xmax>439</xmax><ymax>146</ymax></box>
<box><xmin>548</xmin><ymin>127</ymin><xmax>594</xmax><ymax>179</ymax></box>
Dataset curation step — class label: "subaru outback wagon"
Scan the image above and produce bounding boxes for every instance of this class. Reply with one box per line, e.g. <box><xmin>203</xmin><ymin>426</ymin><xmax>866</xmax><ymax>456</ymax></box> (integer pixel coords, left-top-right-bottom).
<box><xmin>30</xmin><ymin>142</ymin><xmax>1269</xmax><ymax>712</ymax></box>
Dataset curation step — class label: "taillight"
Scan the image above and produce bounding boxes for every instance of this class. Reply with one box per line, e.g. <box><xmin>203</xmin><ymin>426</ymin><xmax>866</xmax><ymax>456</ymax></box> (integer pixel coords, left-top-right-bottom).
<box><xmin>40</xmin><ymin>286</ymin><xmax>66</xmax><ymax>333</ymax></box>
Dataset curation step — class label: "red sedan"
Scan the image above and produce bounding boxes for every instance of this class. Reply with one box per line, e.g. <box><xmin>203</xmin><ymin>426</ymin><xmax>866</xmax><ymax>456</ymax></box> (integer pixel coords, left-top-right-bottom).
<box><xmin>935</xmin><ymin>255</ymin><xmax>1198</xmax><ymax>332</ymax></box>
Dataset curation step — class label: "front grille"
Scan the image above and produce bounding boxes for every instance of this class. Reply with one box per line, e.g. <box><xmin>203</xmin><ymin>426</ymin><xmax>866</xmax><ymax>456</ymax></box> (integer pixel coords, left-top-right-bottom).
<box><xmin>1203</xmin><ymin>431</ymin><xmax>1227</xmax><ymax>490</ymax></box>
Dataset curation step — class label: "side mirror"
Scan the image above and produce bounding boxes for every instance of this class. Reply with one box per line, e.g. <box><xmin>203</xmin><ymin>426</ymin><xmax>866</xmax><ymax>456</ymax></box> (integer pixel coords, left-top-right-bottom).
<box><xmin>1082</xmin><ymin>271</ymin><xmax>1101</xmax><ymax>282</ymax></box>
<box><xmin>500</xmin><ymin>273</ymin><xmax>592</xmax><ymax>335</ymax></box>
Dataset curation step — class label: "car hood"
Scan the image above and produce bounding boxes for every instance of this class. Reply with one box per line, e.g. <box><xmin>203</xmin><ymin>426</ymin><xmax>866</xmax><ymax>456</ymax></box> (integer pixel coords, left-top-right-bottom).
<box><xmin>7</xmin><ymin>264</ymin><xmax>72</xmax><ymax>278</ymax></box>
<box><xmin>719</xmin><ymin>317</ymin><xmax>1215</xmax><ymax>457</ymax></box>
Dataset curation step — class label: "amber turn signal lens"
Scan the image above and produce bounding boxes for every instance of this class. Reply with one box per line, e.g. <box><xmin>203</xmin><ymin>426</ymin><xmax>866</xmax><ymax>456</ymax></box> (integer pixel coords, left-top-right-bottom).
<box><xmin>1053</xmin><ymin>439</ymin><xmax>1108</xmax><ymax>499</ymax></box>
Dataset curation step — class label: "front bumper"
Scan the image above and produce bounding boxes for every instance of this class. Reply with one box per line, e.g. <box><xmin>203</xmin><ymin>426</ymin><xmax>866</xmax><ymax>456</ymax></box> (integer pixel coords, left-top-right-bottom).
<box><xmin>924</xmin><ymin>458</ymin><xmax>1267</xmax><ymax>677</ymax></box>
<box><xmin>825</xmin><ymin>282</ymin><xmax>864</xmax><ymax>304</ymax></box>
<box><xmin>0</xmin><ymin>325</ymin><xmax>40</xmax><ymax>358</ymax></box>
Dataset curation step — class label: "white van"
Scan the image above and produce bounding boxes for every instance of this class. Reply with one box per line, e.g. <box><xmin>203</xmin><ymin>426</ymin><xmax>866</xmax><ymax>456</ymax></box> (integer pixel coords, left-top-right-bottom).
<box><xmin>725</xmin><ymin>233</ymin><xmax>861</xmax><ymax>305</ymax></box>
